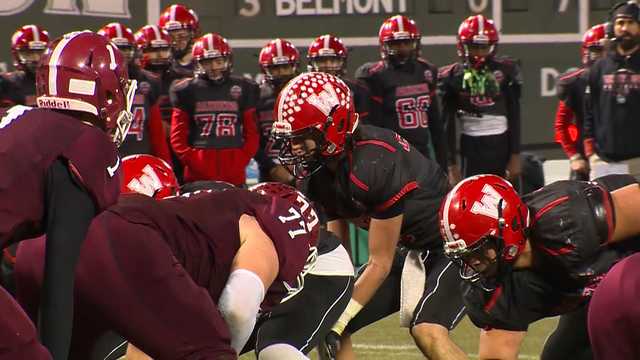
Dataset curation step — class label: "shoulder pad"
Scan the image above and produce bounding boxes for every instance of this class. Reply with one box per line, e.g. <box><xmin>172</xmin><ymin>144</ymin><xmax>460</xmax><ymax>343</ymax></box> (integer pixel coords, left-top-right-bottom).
<box><xmin>171</xmin><ymin>77</ymin><xmax>192</xmax><ymax>92</ymax></box>
<box><xmin>416</xmin><ymin>57</ymin><xmax>435</xmax><ymax>67</ymax></box>
<box><xmin>556</xmin><ymin>68</ymin><xmax>585</xmax><ymax>100</ymax></box>
<box><xmin>492</xmin><ymin>55</ymin><xmax>520</xmax><ymax>67</ymax></box>
<box><xmin>356</xmin><ymin>61</ymin><xmax>384</xmax><ymax>79</ymax></box>
<box><xmin>438</xmin><ymin>63</ymin><xmax>460</xmax><ymax>78</ymax></box>
<box><xmin>558</xmin><ymin>68</ymin><xmax>586</xmax><ymax>84</ymax></box>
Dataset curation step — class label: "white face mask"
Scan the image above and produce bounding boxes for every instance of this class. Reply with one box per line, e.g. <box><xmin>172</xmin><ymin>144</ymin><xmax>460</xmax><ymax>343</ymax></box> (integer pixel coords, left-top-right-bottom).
<box><xmin>112</xmin><ymin>78</ymin><xmax>138</xmax><ymax>146</ymax></box>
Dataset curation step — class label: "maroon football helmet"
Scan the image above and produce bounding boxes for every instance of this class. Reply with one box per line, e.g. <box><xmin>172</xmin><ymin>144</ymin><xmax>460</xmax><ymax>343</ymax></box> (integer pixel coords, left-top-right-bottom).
<box><xmin>35</xmin><ymin>31</ymin><xmax>138</xmax><ymax>146</ymax></box>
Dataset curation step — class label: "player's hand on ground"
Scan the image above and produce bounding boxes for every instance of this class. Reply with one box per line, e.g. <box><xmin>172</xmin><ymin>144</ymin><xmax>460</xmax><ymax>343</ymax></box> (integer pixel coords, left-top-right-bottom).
<box><xmin>319</xmin><ymin>330</ymin><xmax>341</xmax><ymax>359</ymax></box>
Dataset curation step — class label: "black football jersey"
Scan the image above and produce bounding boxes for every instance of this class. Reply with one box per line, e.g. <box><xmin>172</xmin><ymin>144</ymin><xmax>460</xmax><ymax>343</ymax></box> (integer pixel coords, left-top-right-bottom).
<box><xmin>303</xmin><ymin>125</ymin><xmax>449</xmax><ymax>250</ymax></box>
<box><xmin>170</xmin><ymin>75</ymin><xmax>258</xmax><ymax>149</ymax></box>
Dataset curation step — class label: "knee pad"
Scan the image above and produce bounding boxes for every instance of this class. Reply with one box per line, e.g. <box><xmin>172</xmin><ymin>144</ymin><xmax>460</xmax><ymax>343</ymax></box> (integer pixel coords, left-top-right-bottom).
<box><xmin>258</xmin><ymin>343</ymin><xmax>309</xmax><ymax>360</ymax></box>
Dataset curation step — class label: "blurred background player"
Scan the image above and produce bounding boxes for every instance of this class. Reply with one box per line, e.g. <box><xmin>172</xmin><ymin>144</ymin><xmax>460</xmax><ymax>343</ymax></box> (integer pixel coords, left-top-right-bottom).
<box><xmin>356</xmin><ymin>15</ymin><xmax>447</xmax><ymax>170</ymax></box>
<box><xmin>170</xmin><ymin>32</ymin><xmax>259</xmax><ymax>186</ymax></box>
<box><xmin>0</xmin><ymin>25</ymin><xmax>49</xmax><ymax>110</ymax></box>
<box><xmin>158</xmin><ymin>3</ymin><xmax>199</xmax><ymax>79</ymax></box>
<box><xmin>555</xmin><ymin>23</ymin><xmax>607</xmax><ymax>181</ymax></box>
<box><xmin>98</xmin><ymin>22</ymin><xmax>170</xmax><ymax>162</ymax></box>
<box><xmin>584</xmin><ymin>1</ymin><xmax>640</xmax><ymax>180</ymax></box>
<box><xmin>135</xmin><ymin>24</ymin><xmax>186</xmax><ymax>183</ymax></box>
<box><xmin>0</xmin><ymin>31</ymin><xmax>136</xmax><ymax>359</ymax></box>
<box><xmin>307</xmin><ymin>34</ymin><xmax>371</xmax><ymax>122</ymax></box>
<box><xmin>254</xmin><ymin>38</ymin><xmax>300</xmax><ymax>184</ymax></box>
<box><xmin>439</xmin><ymin>15</ymin><xmax>522</xmax><ymax>185</ymax></box>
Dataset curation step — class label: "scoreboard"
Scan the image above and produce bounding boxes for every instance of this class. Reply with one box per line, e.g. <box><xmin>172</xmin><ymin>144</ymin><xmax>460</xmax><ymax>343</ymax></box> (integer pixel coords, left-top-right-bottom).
<box><xmin>0</xmin><ymin>0</ymin><xmax>620</xmax><ymax>156</ymax></box>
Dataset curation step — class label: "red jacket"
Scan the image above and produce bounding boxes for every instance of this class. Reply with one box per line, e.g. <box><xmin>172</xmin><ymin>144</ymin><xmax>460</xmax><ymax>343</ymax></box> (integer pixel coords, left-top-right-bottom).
<box><xmin>554</xmin><ymin>100</ymin><xmax>580</xmax><ymax>158</ymax></box>
<box><xmin>170</xmin><ymin>106</ymin><xmax>259</xmax><ymax>186</ymax></box>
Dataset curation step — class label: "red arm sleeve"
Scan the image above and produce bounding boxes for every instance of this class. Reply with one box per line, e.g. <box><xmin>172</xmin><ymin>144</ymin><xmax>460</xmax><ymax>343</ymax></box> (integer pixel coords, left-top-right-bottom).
<box><xmin>241</xmin><ymin>107</ymin><xmax>259</xmax><ymax>161</ymax></box>
<box><xmin>553</xmin><ymin>100</ymin><xmax>578</xmax><ymax>158</ymax></box>
<box><xmin>148</xmin><ymin>104</ymin><xmax>171</xmax><ymax>163</ymax></box>
<box><xmin>170</xmin><ymin>107</ymin><xmax>195</xmax><ymax>166</ymax></box>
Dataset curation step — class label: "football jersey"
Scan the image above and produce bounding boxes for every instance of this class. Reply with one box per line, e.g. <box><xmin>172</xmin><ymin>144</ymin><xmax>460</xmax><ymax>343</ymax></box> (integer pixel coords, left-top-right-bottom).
<box><xmin>303</xmin><ymin>125</ymin><xmax>449</xmax><ymax>250</ymax></box>
<box><xmin>170</xmin><ymin>75</ymin><xmax>258</xmax><ymax>149</ymax></box>
<box><xmin>119</xmin><ymin>66</ymin><xmax>161</xmax><ymax>157</ymax></box>
<box><xmin>356</xmin><ymin>59</ymin><xmax>441</xmax><ymax>159</ymax></box>
<box><xmin>107</xmin><ymin>189</ymin><xmax>315</xmax><ymax>301</ymax></box>
<box><xmin>0</xmin><ymin>71</ymin><xmax>36</xmax><ymax>109</ymax></box>
<box><xmin>0</xmin><ymin>106</ymin><xmax>120</xmax><ymax>247</ymax></box>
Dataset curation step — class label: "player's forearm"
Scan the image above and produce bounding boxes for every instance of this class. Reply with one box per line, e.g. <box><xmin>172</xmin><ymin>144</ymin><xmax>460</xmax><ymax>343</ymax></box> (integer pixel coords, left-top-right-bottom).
<box><xmin>611</xmin><ymin>183</ymin><xmax>640</xmax><ymax>243</ymax></box>
<box><xmin>351</xmin><ymin>259</ymin><xmax>391</xmax><ymax>306</ymax></box>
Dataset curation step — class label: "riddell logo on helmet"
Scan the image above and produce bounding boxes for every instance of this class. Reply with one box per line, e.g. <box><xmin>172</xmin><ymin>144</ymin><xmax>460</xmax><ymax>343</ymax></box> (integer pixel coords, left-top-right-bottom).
<box><xmin>37</xmin><ymin>97</ymin><xmax>70</xmax><ymax>109</ymax></box>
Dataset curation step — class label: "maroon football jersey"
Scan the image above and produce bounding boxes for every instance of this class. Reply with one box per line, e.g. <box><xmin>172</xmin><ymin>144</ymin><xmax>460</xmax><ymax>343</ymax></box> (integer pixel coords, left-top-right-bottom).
<box><xmin>0</xmin><ymin>106</ymin><xmax>120</xmax><ymax>247</ymax></box>
<box><xmin>108</xmin><ymin>189</ymin><xmax>314</xmax><ymax>300</ymax></box>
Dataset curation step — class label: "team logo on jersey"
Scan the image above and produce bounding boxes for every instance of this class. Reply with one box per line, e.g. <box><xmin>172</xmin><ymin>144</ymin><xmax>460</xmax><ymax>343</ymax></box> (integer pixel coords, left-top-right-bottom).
<box><xmin>469</xmin><ymin>96</ymin><xmax>496</xmax><ymax>107</ymax></box>
<box><xmin>230</xmin><ymin>85</ymin><xmax>242</xmax><ymax>100</ymax></box>
<box><xmin>424</xmin><ymin>70</ymin><xmax>433</xmax><ymax>83</ymax></box>
<box><xmin>602</xmin><ymin>69</ymin><xmax>640</xmax><ymax>104</ymax></box>
<box><xmin>138</xmin><ymin>81</ymin><xmax>151</xmax><ymax>95</ymax></box>
<box><xmin>493</xmin><ymin>70</ymin><xmax>504</xmax><ymax>84</ymax></box>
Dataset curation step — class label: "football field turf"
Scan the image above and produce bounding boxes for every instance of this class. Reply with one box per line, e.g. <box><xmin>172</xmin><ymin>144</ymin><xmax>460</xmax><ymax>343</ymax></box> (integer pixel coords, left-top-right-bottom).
<box><xmin>240</xmin><ymin>314</ymin><xmax>558</xmax><ymax>359</ymax></box>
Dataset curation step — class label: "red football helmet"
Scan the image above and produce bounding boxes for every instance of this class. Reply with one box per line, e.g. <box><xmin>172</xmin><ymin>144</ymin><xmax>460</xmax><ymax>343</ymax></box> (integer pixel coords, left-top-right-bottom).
<box><xmin>97</xmin><ymin>22</ymin><xmax>136</xmax><ymax>62</ymax></box>
<box><xmin>439</xmin><ymin>174</ymin><xmax>530</xmax><ymax>284</ymax></box>
<box><xmin>457</xmin><ymin>15</ymin><xmax>499</xmax><ymax>68</ymax></box>
<box><xmin>11</xmin><ymin>25</ymin><xmax>50</xmax><ymax>72</ymax></box>
<box><xmin>158</xmin><ymin>4</ymin><xmax>200</xmax><ymax>55</ymax></box>
<box><xmin>121</xmin><ymin>154</ymin><xmax>178</xmax><ymax>199</ymax></box>
<box><xmin>192</xmin><ymin>33</ymin><xmax>233</xmax><ymax>81</ymax></box>
<box><xmin>134</xmin><ymin>25</ymin><xmax>172</xmax><ymax>70</ymax></box>
<box><xmin>378</xmin><ymin>15</ymin><xmax>421</xmax><ymax>65</ymax></box>
<box><xmin>249</xmin><ymin>182</ymin><xmax>320</xmax><ymax>247</ymax></box>
<box><xmin>259</xmin><ymin>39</ymin><xmax>300</xmax><ymax>88</ymax></box>
<box><xmin>271</xmin><ymin>72</ymin><xmax>358</xmax><ymax>179</ymax></box>
<box><xmin>307</xmin><ymin>34</ymin><xmax>348</xmax><ymax>76</ymax></box>
<box><xmin>36</xmin><ymin>31</ymin><xmax>138</xmax><ymax>146</ymax></box>
<box><xmin>158</xmin><ymin>4</ymin><xmax>200</xmax><ymax>33</ymax></box>
<box><xmin>581</xmin><ymin>23</ymin><xmax>607</xmax><ymax>65</ymax></box>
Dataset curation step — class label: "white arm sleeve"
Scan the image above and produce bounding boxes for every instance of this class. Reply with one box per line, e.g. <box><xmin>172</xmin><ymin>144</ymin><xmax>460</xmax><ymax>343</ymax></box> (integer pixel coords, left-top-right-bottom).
<box><xmin>218</xmin><ymin>269</ymin><xmax>266</xmax><ymax>353</ymax></box>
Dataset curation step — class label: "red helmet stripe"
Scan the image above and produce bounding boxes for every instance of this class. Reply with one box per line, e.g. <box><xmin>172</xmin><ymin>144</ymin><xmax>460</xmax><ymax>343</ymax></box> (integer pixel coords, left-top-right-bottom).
<box><xmin>48</xmin><ymin>31</ymin><xmax>84</xmax><ymax>96</ymax></box>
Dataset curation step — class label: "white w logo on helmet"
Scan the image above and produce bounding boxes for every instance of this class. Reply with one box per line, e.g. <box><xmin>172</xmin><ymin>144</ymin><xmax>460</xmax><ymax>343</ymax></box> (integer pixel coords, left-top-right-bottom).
<box><xmin>126</xmin><ymin>165</ymin><xmax>162</xmax><ymax>197</ymax></box>
<box><xmin>470</xmin><ymin>184</ymin><xmax>503</xmax><ymax>220</ymax></box>
<box><xmin>307</xmin><ymin>83</ymin><xmax>339</xmax><ymax>116</ymax></box>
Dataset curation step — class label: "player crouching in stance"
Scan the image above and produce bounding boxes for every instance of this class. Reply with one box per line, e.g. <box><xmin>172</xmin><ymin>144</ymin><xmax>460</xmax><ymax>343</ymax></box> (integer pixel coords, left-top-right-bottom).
<box><xmin>272</xmin><ymin>72</ymin><xmax>467</xmax><ymax>360</ymax></box>
<box><xmin>16</xmin><ymin>156</ymin><xmax>320</xmax><ymax>359</ymax></box>
<box><xmin>439</xmin><ymin>174</ymin><xmax>640</xmax><ymax>360</ymax></box>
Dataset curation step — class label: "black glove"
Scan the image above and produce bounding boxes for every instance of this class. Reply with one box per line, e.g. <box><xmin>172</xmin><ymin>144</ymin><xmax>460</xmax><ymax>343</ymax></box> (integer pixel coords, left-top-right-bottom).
<box><xmin>319</xmin><ymin>330</ymin><xmax>341</xmax><ymax>360</ymax></box>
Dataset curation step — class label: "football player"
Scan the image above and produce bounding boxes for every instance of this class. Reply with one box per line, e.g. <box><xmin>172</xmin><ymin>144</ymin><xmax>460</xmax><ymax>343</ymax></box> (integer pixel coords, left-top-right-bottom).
<box><xmin>272</xmin><ymin>72</ymin><xmax>467</xmax><ymax>360</ymax></box>
<box><xmin>555</xmin><ymin>24</ymin><xmax>607</xmax><ymax>181</ymax></box>
<box><xmin>170</xmin><ymin>33</ymin><xmax>259</xmax><ymax>186</ymax></box>
<box><xmin>439</xmin><ymin>15</ymin><xmax>522</xmax><ymax>184</ymax></box>
<box><xmin>307</xmin><ymin>34</ymin><xmax>371</xmax><ymax>122</ymax></box>
<box><xmin>356</xmin><ymin>15</ymin><xmax>447</xmax><ymax>170</ymax></box>
<box><xmin>157</xmin><ymin>3</ymin><xmax>199</xmax><ymax>79</ymax></box>
<box><xmin>0</xmin><ymin>31</ymin><xmax>136</xmax><ymax>359</ymax></box>
<box><xmin>254</xmin><ymin>39</ymin><xmax>300</xmax><ymax>184</ymax></box>
<box><xmin>16</xmin><ymin>182</ymin><xmax>319</xmax><ymax>359</ymax></box>
<box><xmin>588</xmin><ymin>252</ymin><xmax>640</xmax><ymax>360</ymax></box>
<box><xmin>98</xmin><ymin>23</ymin><xmax>171</xmax><ymax>162</ymax></box>
<box><xmin>0</xmin><ymin>25</ymin><xmax>49</xmax><ymax>109</ymax></box>
<box><xmin>439</xmin><ymin>173</ymin><xmax>640</xmax><ymax>359</ymax></box>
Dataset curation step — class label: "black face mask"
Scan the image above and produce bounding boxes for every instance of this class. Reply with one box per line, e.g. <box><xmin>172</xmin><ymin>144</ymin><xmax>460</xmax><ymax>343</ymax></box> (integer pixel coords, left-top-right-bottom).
<box><xmin>146</xmin><ymin>63</ymin><xmax>170</xmax><ymax>73</ymax></box>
